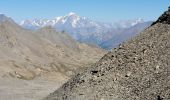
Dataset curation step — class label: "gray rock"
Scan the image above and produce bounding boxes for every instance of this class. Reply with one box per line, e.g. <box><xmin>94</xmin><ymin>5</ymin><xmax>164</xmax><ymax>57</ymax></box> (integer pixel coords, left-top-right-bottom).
<box><xmin>152</xmin><ymin>6</ymin><xmax>170</xmax><ymax>25</ymax></box>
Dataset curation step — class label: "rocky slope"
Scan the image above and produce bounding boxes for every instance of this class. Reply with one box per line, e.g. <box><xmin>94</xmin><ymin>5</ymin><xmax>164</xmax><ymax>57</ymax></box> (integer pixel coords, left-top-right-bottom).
<box><xmin>0</xmin><ymin>15</ymin><xmax>105</xmax><ymax>100</ymax></box>
<box><xmin>45</xmin><ymin>8</ymin><xmax>170</xmax><ymax>100</ymax></box>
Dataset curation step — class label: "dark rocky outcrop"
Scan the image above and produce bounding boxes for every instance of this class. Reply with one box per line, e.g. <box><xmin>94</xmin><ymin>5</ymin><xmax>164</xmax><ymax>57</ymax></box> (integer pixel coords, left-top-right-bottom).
<box><xmin>45</xmin><ymin>7</ymin><xmax>170</xmax><ymax>100</ymax></box>
<box><xmin>152</xmin><ymin>7</ymin><xmax>170</xmax><ymax>25</ymax></box>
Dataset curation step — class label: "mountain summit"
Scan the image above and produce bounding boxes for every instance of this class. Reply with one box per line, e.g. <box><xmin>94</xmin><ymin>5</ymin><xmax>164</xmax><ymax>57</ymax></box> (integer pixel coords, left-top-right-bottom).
<box><xmin>152</xmin><ymin>7</ymin><xmax>170</xmax><ymax>25</ymax></box>
<box><xmin>45</xmin><ymin>7</ymin><xmax>170</xmax><ymax>100</ymax></box>
<box><xmin>0</xmin><ymin>14</ymin><xmax>14</xmax><ymax>23</ymax></box>
<box><xmin>68</xmin><ymin>12</ymin><xmax>76</xmax><ymax>16</ymax></box>
<box><xmin>20</xmin><ymin>13</ymin><xmax>149</xmax><ymax>48</ymax></box>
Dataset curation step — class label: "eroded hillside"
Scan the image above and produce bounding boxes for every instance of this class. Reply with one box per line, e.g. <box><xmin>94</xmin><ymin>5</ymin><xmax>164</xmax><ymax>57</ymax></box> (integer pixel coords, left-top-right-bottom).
<box><xmin>0</xmin><ymin>16</ymin><xmax>105</xmax><ymax>100</ymax></box>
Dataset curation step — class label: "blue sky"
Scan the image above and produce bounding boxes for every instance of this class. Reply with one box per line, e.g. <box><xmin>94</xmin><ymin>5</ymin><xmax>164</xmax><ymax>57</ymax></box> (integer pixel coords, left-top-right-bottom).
<box><xmin>0</xmin><ymin>0</ymin><xmax>169</xmax><ymax>23</ymax></box>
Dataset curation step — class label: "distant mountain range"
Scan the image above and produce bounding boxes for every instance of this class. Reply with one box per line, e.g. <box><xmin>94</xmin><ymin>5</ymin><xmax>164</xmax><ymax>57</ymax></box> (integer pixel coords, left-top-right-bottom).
<box><xmin>20</xmin><ymin>12</ymin><xmax>153</xmax><ymax>50</ymax></box>
<box><xmin>100</xmin><ymin>21</ymin><xmax>153</xmax><ymax>49</ymax></box>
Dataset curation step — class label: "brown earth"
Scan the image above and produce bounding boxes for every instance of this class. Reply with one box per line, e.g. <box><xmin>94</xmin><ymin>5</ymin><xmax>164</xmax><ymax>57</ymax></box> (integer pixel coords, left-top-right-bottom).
<box><xmin>0</xmin><ymin>18</ymin><xmax>105</xmax><ymax>100</ymax></box>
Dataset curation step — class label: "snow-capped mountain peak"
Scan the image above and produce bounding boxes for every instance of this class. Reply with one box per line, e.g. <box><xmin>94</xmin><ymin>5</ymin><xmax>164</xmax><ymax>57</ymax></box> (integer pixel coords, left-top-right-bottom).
<box><xmin>55</xmin><ymin>16</ymin><xmax>62</xmax><ymax>21</ymax></box>
<box><xmin>68</xmin><ymin>12</ymin><xmax>76</xmax><ymax>16</ymax></box>
<box><xmin>131</xmin><ymin>18</ymin><xmax>144</xmax><ymax>26</ymax></box>
<box><xmin>20</xmin><ymin>13</ymin><xmax>149</xmax><ymax>46</ymax></box>
<box><xmin>20</xmin><ymin>12</ymin><xmax>83</xmax><ymax>29</ymax></box>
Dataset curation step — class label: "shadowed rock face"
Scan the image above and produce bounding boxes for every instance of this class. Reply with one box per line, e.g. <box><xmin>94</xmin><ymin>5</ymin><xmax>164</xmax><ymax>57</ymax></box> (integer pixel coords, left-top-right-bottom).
<box><xmin>152</xmin><ymin>7</ymin><xmax>170</xmax><ymax>25</ymax></box>
<box><xmin>45</xmin><ymin>8</ymin><xmax>170</xmax><ymax>100</ymax></box>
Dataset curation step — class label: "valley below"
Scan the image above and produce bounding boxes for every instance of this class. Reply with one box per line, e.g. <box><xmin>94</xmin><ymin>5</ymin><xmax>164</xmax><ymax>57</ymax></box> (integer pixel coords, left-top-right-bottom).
<box><xmin>0</xmin><ymin>77</ymin><xmax>65</xmax><ymax>100</ymax></box>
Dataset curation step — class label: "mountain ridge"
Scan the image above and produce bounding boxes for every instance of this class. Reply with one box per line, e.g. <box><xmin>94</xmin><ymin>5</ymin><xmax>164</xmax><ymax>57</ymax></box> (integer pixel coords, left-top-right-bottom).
<box><xmin>20</xmin><ymin>13</ymin><xmax>152</xmax><ymax>49</ymax></box>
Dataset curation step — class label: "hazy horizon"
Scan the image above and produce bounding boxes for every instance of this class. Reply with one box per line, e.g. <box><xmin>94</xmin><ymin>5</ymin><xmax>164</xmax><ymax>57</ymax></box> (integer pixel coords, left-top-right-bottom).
<box><xmin>0</xmin><ymin>0</ymin><xmax>169</xmax><ymax>23</ymax></box>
